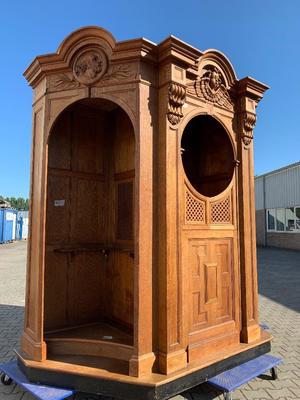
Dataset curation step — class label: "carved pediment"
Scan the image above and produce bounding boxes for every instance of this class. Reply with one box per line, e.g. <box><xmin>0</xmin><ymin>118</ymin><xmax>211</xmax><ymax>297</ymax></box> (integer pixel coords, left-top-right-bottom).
<box><xmin>187</xmin><ymin>66</ymin><xmax>233</xmax><ymax>110</ymax></box>
<box><xmin>25</xmin><ymin>26</ymin><xmax>139</xmax><ymax>91</ymax></box>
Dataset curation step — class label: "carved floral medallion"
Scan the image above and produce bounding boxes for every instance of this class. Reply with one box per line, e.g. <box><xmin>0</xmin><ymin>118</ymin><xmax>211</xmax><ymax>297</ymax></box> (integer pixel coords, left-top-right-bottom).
<box><xmin>73</xmin><ymin>47</ymin><xmax>108</xmax><ymax>85</ymax></box>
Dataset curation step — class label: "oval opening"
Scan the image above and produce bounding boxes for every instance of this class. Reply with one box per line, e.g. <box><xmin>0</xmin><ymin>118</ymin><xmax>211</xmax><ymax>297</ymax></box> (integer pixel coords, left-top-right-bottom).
<box><xmin>181</xmin><ymin>115</ymin><xmax>234</xmax><ymax>198</ymax></box>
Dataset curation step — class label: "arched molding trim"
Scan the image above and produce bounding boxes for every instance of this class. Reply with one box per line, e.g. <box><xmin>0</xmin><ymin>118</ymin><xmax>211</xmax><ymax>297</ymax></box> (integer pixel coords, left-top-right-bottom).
<box><xmin>57</xmin><ymin>26</ymin><xmax>116</xmax><ymax>58</ymax></box>
<box><xmin>200</xmin><ymin>49</ymin><xmax>237</xmax><ymax>88</ymax></box>
<box><xmin>179</xmin><ymin>108</ymin><xmax>237</xmax><ymax>157</ymax></box>
<box><xmin>46</xmin><ymin>94</ymin><xmax>136</xmax><ymax>144</ymax></box>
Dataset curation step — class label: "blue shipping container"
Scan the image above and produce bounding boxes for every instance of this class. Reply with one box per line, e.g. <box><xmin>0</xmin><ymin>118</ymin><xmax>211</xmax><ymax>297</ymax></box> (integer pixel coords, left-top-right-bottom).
<box><xmin>0</xmin><ymin>209</ymin><xmax>18</xmax><ymax>243</ymax></box>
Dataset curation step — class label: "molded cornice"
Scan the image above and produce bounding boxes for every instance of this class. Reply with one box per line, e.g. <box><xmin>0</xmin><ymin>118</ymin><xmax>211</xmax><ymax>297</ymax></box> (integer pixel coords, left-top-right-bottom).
<box><xmin>113</xmin><ymin>38</ymin><xmax>157</xmax><ymax>63</ymax></box>
<box><xmin>158</xmin><ymin>35</ymin><xmax>202</xmax><ymax>70</ymax></box>
<box><xmin>236</xmin><ymin>76</ymin><xmax>269</xmax><ymax>102</ymax></box>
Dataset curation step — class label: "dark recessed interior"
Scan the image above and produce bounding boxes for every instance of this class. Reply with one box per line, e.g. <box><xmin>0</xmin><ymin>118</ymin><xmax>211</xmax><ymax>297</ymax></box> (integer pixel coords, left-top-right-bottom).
<box><xmin>181</xmin><ymin>115</ymin><xmax>234</xmax><ymax>197</ymax></box>
<box><xmin>44</xmin><ymin>98</ymin><xmax>135</xmax><ymax>354</ymax></box>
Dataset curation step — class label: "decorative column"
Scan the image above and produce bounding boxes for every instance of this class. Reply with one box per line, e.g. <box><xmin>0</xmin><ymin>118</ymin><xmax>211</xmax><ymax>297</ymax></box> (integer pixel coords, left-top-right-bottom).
<box><xmin>129</xmin><ymin>69</ymin><xmax>156</xmax><ymax>378</ymax></box>
<box><xmin>157</xmin><ymin>37</ymin><xmax>201</xmax><ymax>374</ymax></box>
<box><xmin>21</xmin><ymin>78</ymin><xmax>48</xmax><ymax>361</ymax></box>
<box><xmin>236</xmin><ymin>77</ymin><xmax>269</xmax><ymax>343</ymax></box>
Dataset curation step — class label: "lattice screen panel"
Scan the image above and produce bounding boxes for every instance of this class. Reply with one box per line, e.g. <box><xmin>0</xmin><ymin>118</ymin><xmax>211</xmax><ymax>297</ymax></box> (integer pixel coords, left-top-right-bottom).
<box><xmin>185</xmin><ymin>190</ymin><xmax>205</xmax><ymax>223</ymax></box>
<box><xmin>211</xmin><ymin>196</ymin><xmax>232</xmax><ymax>224</ymax></box>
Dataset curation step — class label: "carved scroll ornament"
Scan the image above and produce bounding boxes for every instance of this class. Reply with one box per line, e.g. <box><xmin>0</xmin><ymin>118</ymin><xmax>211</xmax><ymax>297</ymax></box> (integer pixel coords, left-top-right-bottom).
<box><xmin>241</xmin><ymin>111</ymin><xmax>257</xmax><ymax>145</ymax></box>
<box><xmin>167</xmin><ymin>82</ymin><xmax>186</xmax><ymax>125</ymax></box>
<box><xmin>187</xmin><ymin>66</ymin><xmax>233</xmax><ymax>110</ymax></box>
<box><xmin>52</xmin><ymin>74</ymin><xmax>81</xmax><ymax>89</ymax></box>
<box><xmin>52</xmin><ymin>64</ymin><xmax>136</xmax><ymax>90</ymax></box>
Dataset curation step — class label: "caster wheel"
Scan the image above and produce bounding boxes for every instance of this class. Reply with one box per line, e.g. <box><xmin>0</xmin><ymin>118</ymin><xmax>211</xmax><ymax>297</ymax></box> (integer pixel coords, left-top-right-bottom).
<box><xmin>1</xmin><ymin>373</ymin><xmax>12</xmax><ymax>385</ymax></box>
<box><xmin>271</xmin><ymin>367</ymin><xmax>278</xmax><ymax>380</ymax></box>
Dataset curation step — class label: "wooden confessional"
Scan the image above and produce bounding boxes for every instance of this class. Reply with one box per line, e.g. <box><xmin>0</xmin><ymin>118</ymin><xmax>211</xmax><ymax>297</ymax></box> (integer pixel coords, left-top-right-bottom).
<box><xmin>19</xmin><ymin>26</ymin><xmax>271</xmax><ymax>399</ymax></box>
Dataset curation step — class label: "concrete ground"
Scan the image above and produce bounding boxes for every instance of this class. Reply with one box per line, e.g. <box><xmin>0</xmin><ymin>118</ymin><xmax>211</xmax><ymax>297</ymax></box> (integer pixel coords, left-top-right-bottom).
<box><xmin>0</xmin><ymin>242</ymin><xmax>299</xmax><ymax>400</ymax></box>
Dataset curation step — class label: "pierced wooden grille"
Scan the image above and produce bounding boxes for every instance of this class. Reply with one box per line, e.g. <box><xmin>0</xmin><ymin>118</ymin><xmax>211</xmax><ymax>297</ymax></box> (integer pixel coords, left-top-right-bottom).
<box><xmin>185</xmin><ymin>191</ymin><xmax>205</xmax><ymax>223</ymax></box>
<box><xmin>211</xmin><ymin>196</ymin><xmax>232</xmax><ymax>224</ymax></box>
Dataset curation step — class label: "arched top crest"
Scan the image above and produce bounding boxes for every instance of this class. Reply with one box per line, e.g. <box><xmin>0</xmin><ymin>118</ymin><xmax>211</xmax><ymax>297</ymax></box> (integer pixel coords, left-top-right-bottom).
<box><xmin>199</xmin><ymin>49</ymin><xmax>237</xmax><ymax>88</ymax></box>
<box><xmin>56</xmin><ymin>26</ymin><xmax>116</xmax><ymax>63</ymax></box>
<box><xmin>24</xmin><ymin>26</ymin><xmax>117</xmax><ymax>86</ymax></box>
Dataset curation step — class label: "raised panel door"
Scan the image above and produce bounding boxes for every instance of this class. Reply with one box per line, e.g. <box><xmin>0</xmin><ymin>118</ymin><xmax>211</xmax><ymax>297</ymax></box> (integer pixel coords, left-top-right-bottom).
<box><xmin>184</xmin><ymin>235</ymin><xmax>240</xmax><ymax>361</ymax></box>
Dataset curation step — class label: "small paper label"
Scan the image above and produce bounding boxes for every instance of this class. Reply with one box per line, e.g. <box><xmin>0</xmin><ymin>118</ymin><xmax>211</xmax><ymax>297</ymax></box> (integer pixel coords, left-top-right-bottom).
<box><xmin>54</xmin><ymin>200</ymin><xmax>65</xmax><ymax>207</ymax></box>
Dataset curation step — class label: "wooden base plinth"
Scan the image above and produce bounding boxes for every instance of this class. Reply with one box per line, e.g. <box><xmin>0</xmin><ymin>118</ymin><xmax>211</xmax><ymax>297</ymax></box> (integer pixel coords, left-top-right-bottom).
<box><xmin>18</xmin><ymin>332</ymin><xmax>271</xmax><ymax>400</ymax></box>
<box><xmin>129</xmin><ymin>352</ymin><xmax>156</xmax><ymax>377</ymax></box>
<box><xmin>241</xmin><ymin>323</ymin><xmax>261</xmax><ymax>343</ymax></box>
<box><xmin>188</xmin><ymin>331</ymin><xmax>240</xmax><ymax>362</ymax></box>
<box><xmin>21</xmin><ymin>332</ymin><xmax>47</xmax><ymax>361</ymax></box>
<box><xmin>158</xmin><ymin>349</ymin><xmax>188</xmax><ymax>374</ymax></box>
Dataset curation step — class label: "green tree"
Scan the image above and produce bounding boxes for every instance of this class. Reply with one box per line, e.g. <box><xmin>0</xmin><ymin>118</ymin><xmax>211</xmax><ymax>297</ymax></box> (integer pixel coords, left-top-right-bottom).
<box><xmin>0</xmin><ymin>195</ymin><xmax>29</xmax><ymax>210</ymax></box>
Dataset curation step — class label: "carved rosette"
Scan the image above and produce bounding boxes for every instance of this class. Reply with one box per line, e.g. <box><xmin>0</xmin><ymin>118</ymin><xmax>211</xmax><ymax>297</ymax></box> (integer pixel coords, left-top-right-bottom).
<box><xmin>73</xmin><ymin>47</ymin><xmax>108</xmax><ymax>85</ymax></box>
<box><xmin>167</xmin><ymin>82</ymin><xmax>186</xmax><ymax>125</ymax></box>
<box><xmin>187</xmin><ymin>65</ymin><xmax>233</xmax><ymax>110</ymax></box>
<box><xmin>241</xmin><ymin>111</ymin><xmax>257</xmax><ymax>146</ymax></box>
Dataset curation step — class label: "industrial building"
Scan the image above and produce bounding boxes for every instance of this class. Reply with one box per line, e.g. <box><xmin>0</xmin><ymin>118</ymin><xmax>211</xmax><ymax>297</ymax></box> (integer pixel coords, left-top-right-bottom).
<box><xmin>255</xmin><ymin>161</ymin><xmax>300</xmax><ymax>250</ymax></box>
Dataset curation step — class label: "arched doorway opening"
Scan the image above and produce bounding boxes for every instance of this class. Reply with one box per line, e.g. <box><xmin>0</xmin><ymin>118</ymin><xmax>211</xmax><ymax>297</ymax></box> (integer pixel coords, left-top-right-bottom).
<box><xmin>44</xmin><ymin>98</ymin><xmax>135</xmax><ymax>364</ymax></box>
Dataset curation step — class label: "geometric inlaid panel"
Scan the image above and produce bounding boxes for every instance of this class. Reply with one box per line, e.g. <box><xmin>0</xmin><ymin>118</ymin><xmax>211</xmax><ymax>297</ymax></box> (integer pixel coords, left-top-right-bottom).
<box><xmin>211</xmin><ymin>195</ymin><xmax>232</xmax><ymax>224</ymax></box>
<box><xmin>185</xmin><ymin>190</ymin><xmax>205</xmax><ymax>223</ymax></box>
<box><xmin>189</xmin><ymin>239</ymin><xmax>233</xmax><ymax>332</ymax></box>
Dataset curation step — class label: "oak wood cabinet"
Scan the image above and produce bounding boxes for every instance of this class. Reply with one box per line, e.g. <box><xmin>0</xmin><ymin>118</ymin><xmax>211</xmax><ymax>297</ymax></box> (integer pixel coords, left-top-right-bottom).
<box><xmin>19</xmin><ymin>26</ymin><xmax>271</xmax><ymax>398</ymax></box>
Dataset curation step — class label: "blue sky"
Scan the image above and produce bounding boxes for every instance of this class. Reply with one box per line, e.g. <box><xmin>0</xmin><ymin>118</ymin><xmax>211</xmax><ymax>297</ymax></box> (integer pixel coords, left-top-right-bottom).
<box><xmin>0</xmin><ymin>0</ymin><xmax>299</xmax><ymax>197</ymax></box>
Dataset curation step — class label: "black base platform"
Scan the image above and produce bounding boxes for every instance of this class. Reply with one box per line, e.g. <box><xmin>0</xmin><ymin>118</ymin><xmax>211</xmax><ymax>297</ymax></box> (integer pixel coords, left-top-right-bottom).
<box><xmin>18</xmin><ymin>341</ymin><xmax>271</xmax><ymax>400</ymax></box>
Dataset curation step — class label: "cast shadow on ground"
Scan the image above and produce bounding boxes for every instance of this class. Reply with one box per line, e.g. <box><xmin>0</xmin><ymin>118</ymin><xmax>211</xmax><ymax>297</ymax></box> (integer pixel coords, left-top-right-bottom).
<box><xmin>257</xmin><ymin>247</ymin><xmax>300</xmax><ymax>314</ymax></box>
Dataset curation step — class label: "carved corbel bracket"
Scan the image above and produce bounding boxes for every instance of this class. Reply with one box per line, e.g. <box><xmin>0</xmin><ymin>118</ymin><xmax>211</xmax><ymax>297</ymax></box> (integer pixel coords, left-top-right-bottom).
<box><xmin>235</xmin><ymin>77</ymin><xmax>269</xmax><ymax>147</ymax></box>
<box><xmin>241</xmin><ymin>111</ymin><xmax>257</xmax><ymax>146</ymax></box>
<box><xmin>167</xmin><ymin>82</ymin><xmax>186</xmax><ymax>125</ymax></box>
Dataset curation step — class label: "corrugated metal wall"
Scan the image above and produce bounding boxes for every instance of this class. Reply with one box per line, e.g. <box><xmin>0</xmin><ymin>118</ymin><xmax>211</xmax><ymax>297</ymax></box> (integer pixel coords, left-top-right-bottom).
<box><xmin>255</xmin><ymin>176</ymin><xmax>264</xmax><ymax>210</ymax></box>
<box><xmin>255</xmin><ymin>163</ymin><xmax>300</xmax><ymax>210</ymax></box>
